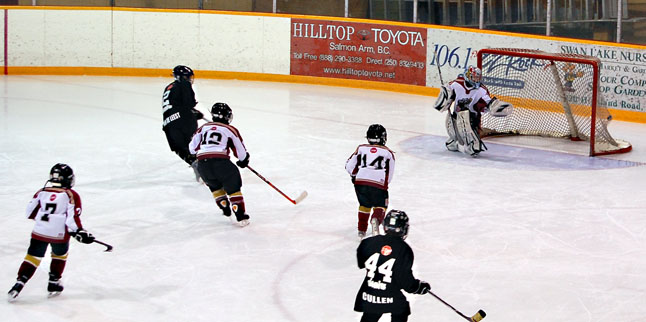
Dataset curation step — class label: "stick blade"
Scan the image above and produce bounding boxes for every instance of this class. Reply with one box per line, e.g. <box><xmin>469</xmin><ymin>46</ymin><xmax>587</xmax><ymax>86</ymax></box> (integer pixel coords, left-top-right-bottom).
<box><xmin>293</xmin><ymin>191</ymin><xmax>308</xmax><ymax>204</ymax></box>
<box><xmin>471</xmin><ymin>309</ymin><xmax>486</xmax><ymax>321</ymax></box>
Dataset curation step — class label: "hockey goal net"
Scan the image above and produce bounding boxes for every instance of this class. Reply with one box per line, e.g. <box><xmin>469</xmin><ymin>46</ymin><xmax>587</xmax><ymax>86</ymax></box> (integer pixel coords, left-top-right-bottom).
<box><xmin>477</xmin><ymin>48</ymin><xmax>631</xmax><ymax>156</ymax></box>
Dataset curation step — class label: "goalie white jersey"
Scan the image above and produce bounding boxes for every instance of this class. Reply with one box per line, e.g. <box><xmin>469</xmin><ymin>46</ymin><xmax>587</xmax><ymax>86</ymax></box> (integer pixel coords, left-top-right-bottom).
<box><xmin>345</xmin><ymin>144</ymin><xmax>395</xmax><ymax>190</ymax></box>
<box><xmin>449</xmin><ymin>76</ymin><xmax>493</xmax><ymax>113</ymax></box>
<box><xmin>25</xmin><ymin>187</ymin><xmax>84</xmax><ymax>243</ymax></box>
<box><xmin>189</xmin><ymin>122</ymin><xmax>248</xmax><ymax>161</ymax></box>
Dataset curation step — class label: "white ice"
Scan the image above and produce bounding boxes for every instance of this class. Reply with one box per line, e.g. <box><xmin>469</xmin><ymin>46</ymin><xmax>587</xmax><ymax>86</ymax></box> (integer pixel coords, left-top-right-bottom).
<box><xmin>1</xmin><ymin>75</ymin><xmax>646</xmax><ymax>322</ymax></box>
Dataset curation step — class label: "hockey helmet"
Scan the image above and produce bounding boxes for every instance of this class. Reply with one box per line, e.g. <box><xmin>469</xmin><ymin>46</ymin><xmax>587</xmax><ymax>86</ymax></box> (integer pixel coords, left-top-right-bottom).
<box><xmin>49</xmin><ymin>163</ymin><xmax>75</xmax><ymax>188</ymax></box>
<box><xmin>383</xmin><ymin>209</ymin><xmax>409</xmax><ymax>240</ymax></box>
<box><xmin>464</xmin><ymin>65</ymin><xmax>482</xmax><ymax>89</ymax></box>
<box><xmin>366</xmin><ymin>124</ymin><xmax>387</xmax><ymax>145</ymax></box>
<box><xmin>211</xmin><ymin>102</ymin><xmax>233</xmax><ymax>124</ymax></box>
<box><xmin>173</xmin><ymin>65</ymin><xmax>194</xmax><ymax>83</ymax></box>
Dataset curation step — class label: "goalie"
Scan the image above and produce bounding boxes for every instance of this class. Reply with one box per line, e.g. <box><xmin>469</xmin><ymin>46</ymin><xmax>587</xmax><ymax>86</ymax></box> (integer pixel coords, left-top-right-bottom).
<box><xmin>433</xmin><ymin>65</ymin><xmax>513</xmax><ymax>156</ymax></box>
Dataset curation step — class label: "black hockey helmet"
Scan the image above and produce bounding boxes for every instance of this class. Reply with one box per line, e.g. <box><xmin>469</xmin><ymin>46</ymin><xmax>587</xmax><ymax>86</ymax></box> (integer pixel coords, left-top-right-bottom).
<box><xmin>211</xmin><ymin>102</ymin><xmax>233</xmax><ymax>124</ymax></box>
<box><xmin>383</xmin><ymin>209</ymin><xmax>409</xmax><ymax>240</ymax></box>
<box><xmin>366</xmin><ymin>124</ymin><xmax>387</xmax><ymax>145</ymax></box>
<box><xmin>464</xmin><ymin>65</ymin><xmax>482</xmax><ymax>89</ymax></box>
<box><xmin>49</xmin><ymin>163</ymin><xmax>75</xmax><ymax>188</ymax></box>
<box><xmin>173</xmin><ymin>65</ymin><xmax>194</xmax><ymax>83</ymax></box>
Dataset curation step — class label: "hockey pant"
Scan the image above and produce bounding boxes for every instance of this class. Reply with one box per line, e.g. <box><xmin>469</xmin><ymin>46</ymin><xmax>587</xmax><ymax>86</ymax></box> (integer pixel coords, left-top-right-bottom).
<box><xmin>445</xmin><ymin>110</ymin><xmax>487</xmax><ymax>156</ymax></box>
<box><xmin>354</xmin><ymin>185</ymin><xmax>388</xmax><ymax>233</ymax></box>
<box><xmin>164</xmin><ymin>126</ymin><xmax>197</xmax><ymax>165</ymax></box>
<box><xmin>14</xmin><ymin>239</ymin><xmax>69</xmax><ymax>284</ymax></box>
<box><xmin>361</xmin><ymin>312</ymin><xmax>409</xmax><ymax>322</ymax></box>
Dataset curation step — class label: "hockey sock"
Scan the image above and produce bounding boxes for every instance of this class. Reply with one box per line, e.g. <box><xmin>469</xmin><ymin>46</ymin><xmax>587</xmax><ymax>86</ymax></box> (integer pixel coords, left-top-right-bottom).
<box><xmin>212</xmin><ymin>189</ymin><xmax>231</xmax><ymax>217</ymax></box>
<box><xmin>371</xmin><ymin>207</ymin><xmax>386</xmax><ymax>225</ymax></box>
<box><xmin>230</xmin><ymin>192</ymin><xmax>248</xmax><ymax>221</ymax></box>
<box><xmin>16</xmin><ymin>254</ymin><xmax>41</xmax><ymax>283</ymax></box>
<box><xmin>49</xmin><ymin>252</ymin><xmax>68</xmax><ymax>280</ymax></box>
<box><xmin>357</xmin><ymin>206</ymin><xmax>371</xmax><ymax>232</ymax></box>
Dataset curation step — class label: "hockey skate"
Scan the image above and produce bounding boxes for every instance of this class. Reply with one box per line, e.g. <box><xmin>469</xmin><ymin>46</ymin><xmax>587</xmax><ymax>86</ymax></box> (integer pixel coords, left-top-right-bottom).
<box><xmin>234</xmin><ymin>213</ymin><xmax>250</xmax><ymax>227</ymax></box>
<box><xmin>370</xmin><ymin>217</ymin><xmax>380</xmax><ymax>236</ymax></box>
<box><xmin>219</xmin><ymin>201</ymin><xmax>232</xmax><ymax>217</ymax></box>
<box><xmin>445</xmin><ymin>139</ymin><xmax>459</xmax><ymax>152</ymax></box>
<box><xmin>7</xmin><ymin>281</ymin><xmax>24</xmax><ymax>302</ymax></box>
<box><xmin>47</xmin><ymin>276</ymin><xmax>64</xmax><ymax>298</ymax></box>
<box><xmin>358</xmin><ymin>231</ymin><xmax>366</xmax><ymax>239</ymax></box>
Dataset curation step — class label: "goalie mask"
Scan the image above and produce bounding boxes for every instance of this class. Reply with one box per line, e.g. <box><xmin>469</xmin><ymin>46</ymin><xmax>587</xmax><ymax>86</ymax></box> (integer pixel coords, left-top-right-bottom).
<box><xmin>211</xmin><ymin>102</ymin><xmax>233</xmax><ymax>124</ymax></box>
<box><xmin>464</xmin><ymin>65</ymin><xmax>482</xmax><ymax>89</ymax></box>
<box><xmin>383</xmin><ymin>209</ymin><xmax>409</xmax><ymax>240</ymax></box>
<box><xmin>173</xmin><ymin>65</ymin><xmax>194</xmax><ymax>83</ymax></box>
<box><xmin>366</xmin><ymin>124</ymin><xmax>387</xmax><ymax>145</ymax></box>
<box><xmin>49</xmin><ymin>163</ymin><xmax>75</xmax><ymax>188</ymax></box>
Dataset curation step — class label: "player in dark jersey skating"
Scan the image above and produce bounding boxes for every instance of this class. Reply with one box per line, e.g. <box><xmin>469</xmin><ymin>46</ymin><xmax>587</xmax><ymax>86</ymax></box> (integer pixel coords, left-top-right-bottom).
<box><xmin>354</xmin><ymin>210</ymin><xmax>431</xmax><ymax>322</ymax></box>
<box><xmin>162</xmin><ymin>65</ymin><xmax>204</xmax><ymax>181</ymax></box>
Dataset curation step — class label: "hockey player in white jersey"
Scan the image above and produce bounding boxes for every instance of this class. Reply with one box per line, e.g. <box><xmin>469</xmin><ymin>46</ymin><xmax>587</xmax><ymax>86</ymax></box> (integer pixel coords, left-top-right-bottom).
<box><xmin>346</xmin><ymin>124</ymin><xmax>395</xmax><ymax>238</ymax></box>
<box><xmin>433</xmin><ymin>65</ymin><xmax>513</xmax><ymax>156</ymax></box>
<box><xmin>8</xmin><ymin>163</ymin><xmax>95</xmax><ymax>302</ymax></box>
<box><xmin>189</xmin><ymin>102</ymin><xmax>251</xmax><ymax>227</ymax></box>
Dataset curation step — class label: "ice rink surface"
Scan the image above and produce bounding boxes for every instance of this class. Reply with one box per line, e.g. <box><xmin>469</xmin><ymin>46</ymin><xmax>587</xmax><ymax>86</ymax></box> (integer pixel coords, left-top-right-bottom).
<box><xmin>1</xmin><ymin>75</ymin><xmax>645</xmax><ymax>322</ymax></box>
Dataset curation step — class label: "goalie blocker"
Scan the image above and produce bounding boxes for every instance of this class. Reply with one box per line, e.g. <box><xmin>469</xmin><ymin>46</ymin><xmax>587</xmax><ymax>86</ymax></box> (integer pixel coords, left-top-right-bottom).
<box><xmin>433</xmin><ymin>85</ymin><xmax>455</xmax><ymax>112</ymax></box>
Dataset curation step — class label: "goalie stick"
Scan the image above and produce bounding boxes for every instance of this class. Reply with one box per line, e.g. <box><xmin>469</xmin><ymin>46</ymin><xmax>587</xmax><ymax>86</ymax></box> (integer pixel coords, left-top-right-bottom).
<box><xmin>246</xmin><ymin>166</ymin><xmax>308</xmax><ymax>205</ymax></box>
<box><xmin>428</xmin><ymin>291</ymin><xmax>486</xmax><ymax>322</ymax></box>
<box><xmin>93</xmin><ymin>239</ymin><xmax>113</xmax><ymax>252</ymax></box>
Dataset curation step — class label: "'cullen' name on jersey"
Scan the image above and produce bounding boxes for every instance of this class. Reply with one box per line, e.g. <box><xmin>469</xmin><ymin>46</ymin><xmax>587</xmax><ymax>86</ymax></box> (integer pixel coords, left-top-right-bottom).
<box><xmin>362</xmin><ymin>292</ymin><xmax>393</xmax><ymax>304</ymax></box>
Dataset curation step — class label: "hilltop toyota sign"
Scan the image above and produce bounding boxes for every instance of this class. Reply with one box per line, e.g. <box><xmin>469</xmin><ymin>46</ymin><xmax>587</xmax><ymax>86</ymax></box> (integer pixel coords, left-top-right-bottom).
<box><xmin>290</xmin><ymin>19</ymin><xmax>427</xmax><ymax>86</ymax></box>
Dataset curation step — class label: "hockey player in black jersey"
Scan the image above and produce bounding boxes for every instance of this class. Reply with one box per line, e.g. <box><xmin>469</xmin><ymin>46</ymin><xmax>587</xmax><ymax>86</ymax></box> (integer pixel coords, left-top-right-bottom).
<box><xmin>355</xmin><ymin>210</ymin><xmax>431</xmax><ymax>322</ymax></box>
<box><xmin>161</xmin><ymin>65</ymin><xmax>204</xmax><ymax>181</ymax></box>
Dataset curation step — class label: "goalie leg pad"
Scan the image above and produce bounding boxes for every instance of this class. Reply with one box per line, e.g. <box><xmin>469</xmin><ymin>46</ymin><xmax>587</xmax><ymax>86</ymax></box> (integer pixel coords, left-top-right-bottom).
<box><xmin>445</xmin><ymin>112</ymin><xmax>460</xmax><ymax>151</ymax></box>
<box><xmin>434</xmin><ymin>85</ymin><xmax>455</xmax><ymax>112</ymax></box>
<box><xmin>455</xmin><ymin>110</ymin><xmax>486</xmax><ymax>156</ymax></box>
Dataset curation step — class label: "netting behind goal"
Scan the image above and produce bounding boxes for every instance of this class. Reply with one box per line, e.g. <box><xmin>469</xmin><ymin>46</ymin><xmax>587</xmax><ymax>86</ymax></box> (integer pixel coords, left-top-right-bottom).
<box><xmin>477</xmin><ymin>48</ymin><xmax>631</xmax><ymax>156</ymax></box>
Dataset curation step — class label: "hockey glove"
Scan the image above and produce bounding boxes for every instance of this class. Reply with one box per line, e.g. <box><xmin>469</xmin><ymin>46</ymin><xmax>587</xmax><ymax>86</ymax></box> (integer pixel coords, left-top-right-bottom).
<box><xmin>192</xmin><ymin>109</ymin><xmax>204</xmax><ymax>120</ymax></box>
<box><xmin>236</xmin><ymin>153</ymin><xmax>250</xmax><ymax>168</ymax></box>
<box><xmin>70</xmin><ymin>229</ymin><xmax>95</xmax><ymax>244</ymax></box>
<box><xmin>351</xmin><ymin>176</ymin><xmax>356</xmax><ymax>184</ymax></box>
<box><xmin>414</xmin><ymin>281</ymin><xmax>431</xmax><ymax>294</ymax></box>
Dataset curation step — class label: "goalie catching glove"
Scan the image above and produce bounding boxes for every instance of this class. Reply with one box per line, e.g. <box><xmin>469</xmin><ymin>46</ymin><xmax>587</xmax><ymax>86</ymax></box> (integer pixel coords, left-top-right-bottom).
<box><xmin>70</xmin><ymin>229</ymin><xmax>95</xmax><ymax>244</ymax></box>
<box><xmin>487</xmin><ymin>97</ymin><xmax>513</xmax><ymax>117</ymax></box>
<box><xmin>433</xmin><ymin>85</ymin><xmax>455</xmax><ymax>112</ymax></box>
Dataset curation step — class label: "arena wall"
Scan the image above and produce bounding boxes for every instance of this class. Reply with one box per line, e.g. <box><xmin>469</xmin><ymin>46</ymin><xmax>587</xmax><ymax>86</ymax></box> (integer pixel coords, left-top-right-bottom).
<box><xmin>1</xmin><ymin>6</ymin><xmax>645</xmax><ymax>122</ymax></box>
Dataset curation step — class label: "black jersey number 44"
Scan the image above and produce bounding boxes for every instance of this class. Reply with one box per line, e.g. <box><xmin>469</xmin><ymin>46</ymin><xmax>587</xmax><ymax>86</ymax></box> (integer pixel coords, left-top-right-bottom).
<box><xmin>354</xmin><ymin>235</ymin><xmax>421</xmax><ymax>315</ymax></box>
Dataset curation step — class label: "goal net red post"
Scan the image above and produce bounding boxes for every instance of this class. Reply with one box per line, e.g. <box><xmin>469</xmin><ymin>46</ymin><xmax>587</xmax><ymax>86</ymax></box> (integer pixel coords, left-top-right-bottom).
<box><xmin>476</xmin><ymin>48</ymin><xmax>632</xmax><ymax>156</ymax></box>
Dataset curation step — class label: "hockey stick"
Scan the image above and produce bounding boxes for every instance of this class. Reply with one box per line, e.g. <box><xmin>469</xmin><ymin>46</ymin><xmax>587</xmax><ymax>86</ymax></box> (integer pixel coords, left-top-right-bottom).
<box><xmin>93</xmin><ymin>239</ymin><xmax>113</xmax><ymax>252</ymax></box>
<box><xmin>434</xmin><ymin>48</ymin><xmax>445</xmax><ymax>86</ymax></box>
<box><xmin>428</xmin><ymin>291</ymin><xmax>486</xmax><ymax>322</ymax></box>
<box><xmin>246</xmin><ymin>166</ymin><xmax>308</xmax><ymax>205</ymax></box>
